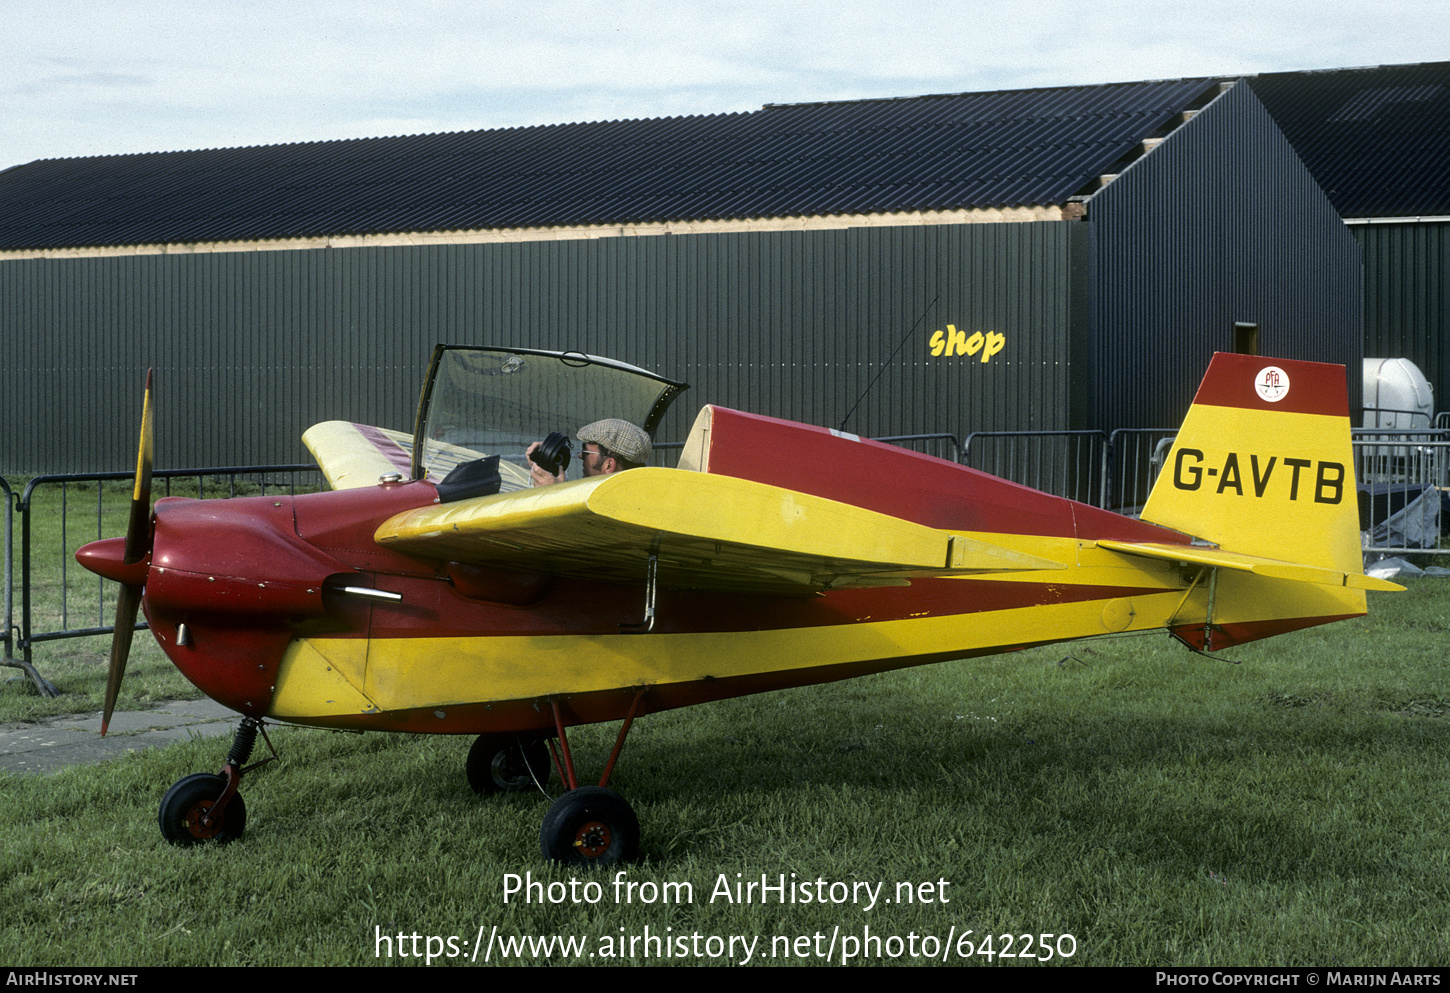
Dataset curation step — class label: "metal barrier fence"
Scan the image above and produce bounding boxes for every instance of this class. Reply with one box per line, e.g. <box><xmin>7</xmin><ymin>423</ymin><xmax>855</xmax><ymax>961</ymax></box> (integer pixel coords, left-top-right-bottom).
<box><xmin>1363</xmin><ymin>407</ymin><xmax>1435</xmax><ymax>430</ymax></box>
<box><xmin>1102</xmin><ymin>428</ymin><xmax>1179</xmax><ymax>515</ymax></box>
<box><xmin>653</xmin><ymin>434</ymin><xmax>963</xmax><ymax>469</ymax></box>
<box><xmin>1353</xmin><ymin>430</ymin><xmax>1450</xmax><ymax>487</ymax></box>
<box><xmin>7</xmin><ymin>465</ymin><xmax>320</xmax><ymax>695</ymax></box>
<box><xmin>961</xmin><ymin>431</ymin><xmax>1108</xmax><ymax>507</ymax></box>
<box><xmin>2</xmin><ymin>477</ymin><xmax>14</xmax><ymax>677</ymax></box>
<box><xmin>870</xmin><ymin>434</ymin><xmax>963</xmax><ymax>463</ymax></box>
<box><xmin>1353</xmin><ymin>436</ymin><xmax>1450</xmax><ymax>558</ymax></box>
<box><xmin>652</xmin><ymin>433</ymin><xmax>963</xmax><ymax>465</ymax></box>
<box><xmin>649</xmin><ymin>441</ymin><xmax>682</xmax><ymax>466</ymax></box>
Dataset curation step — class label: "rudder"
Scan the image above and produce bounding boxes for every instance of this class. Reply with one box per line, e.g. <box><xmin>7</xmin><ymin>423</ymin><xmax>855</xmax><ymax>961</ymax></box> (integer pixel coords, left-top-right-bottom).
<box><xmin>1141</xmin><ymin>353</ymin><xmax>1361</xmax><ymax>576</ymax></box>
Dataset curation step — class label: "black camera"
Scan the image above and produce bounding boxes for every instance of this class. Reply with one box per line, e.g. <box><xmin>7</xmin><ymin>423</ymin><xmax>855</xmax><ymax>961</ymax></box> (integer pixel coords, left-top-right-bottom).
<box><xmin>530</xmin><ymin>431</ymin><xmax>572</xmax><ymax>476</ymax></box>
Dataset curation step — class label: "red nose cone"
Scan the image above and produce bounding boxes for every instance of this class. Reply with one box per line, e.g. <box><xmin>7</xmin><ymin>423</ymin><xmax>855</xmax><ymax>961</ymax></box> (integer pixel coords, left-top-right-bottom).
<box><xmin>76</xmin><ymin>537</ymin><xmax>150</xmax><ymax>587</ymax></box>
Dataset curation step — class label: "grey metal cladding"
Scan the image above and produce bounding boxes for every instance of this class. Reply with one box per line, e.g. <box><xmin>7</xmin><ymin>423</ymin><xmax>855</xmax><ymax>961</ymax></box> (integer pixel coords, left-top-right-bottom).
<box><xmin>0</xmin><ymin>78</ymin><xmax>1216</xmax><ymax>250</ymax></box>
<box><xmin>1355</xmin><ymin>220</ymin><xmax>1450</xmax><ymax>409</ymax></box>
<box><xmin>1086</xmin><ymin>81</ymin><xmax>1363</xmax><ymax>429</ymax></box>
<box><xmin>1</xmin><ymin>223</ymin><xmax>1079</xmax><ymax>474</ymax></box>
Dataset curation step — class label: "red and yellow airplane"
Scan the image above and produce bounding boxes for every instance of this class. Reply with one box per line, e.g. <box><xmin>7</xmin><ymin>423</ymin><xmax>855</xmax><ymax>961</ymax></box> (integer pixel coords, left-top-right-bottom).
<box><xmin>76</xmin><ymin>346</ymin><xmax>1397</xmax><ymax>865</ymax></box>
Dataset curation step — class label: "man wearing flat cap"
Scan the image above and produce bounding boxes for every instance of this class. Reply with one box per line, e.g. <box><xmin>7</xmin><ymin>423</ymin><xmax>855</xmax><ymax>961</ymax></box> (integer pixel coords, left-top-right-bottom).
<box><xmin>527</xmin><ymin>418</ymin><xmax>652</xmax><ymax>487</ymax></box>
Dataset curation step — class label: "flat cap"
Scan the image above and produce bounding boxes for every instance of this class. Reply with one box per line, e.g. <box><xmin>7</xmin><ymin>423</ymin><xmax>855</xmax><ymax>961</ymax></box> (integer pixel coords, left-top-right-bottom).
<box><xmin>578</xmin><ymin>418</ymin><xmax>651</xmax><ymax>464</ymax></box>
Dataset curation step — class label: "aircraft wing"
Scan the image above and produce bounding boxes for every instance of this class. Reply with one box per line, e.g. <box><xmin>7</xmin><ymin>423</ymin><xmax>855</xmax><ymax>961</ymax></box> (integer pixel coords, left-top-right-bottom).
<box><xmin>304</xmin><ymin>421</ymin><xmax>416</xmax><ymax>490</ymax></box>
<box><xmin>1095</xmin><ymin>540</ymin><xmax>1404</xmax><ymax>592</ymax></box>
<box><xmin>375</xmin><ymin>466</ymin><xmax>1065</xmax><ymax>596</ymax></box>
<box><xmin>303</xmin><ymin>421</ymin><xmax>530</xmax><ymax>492</ymax></box>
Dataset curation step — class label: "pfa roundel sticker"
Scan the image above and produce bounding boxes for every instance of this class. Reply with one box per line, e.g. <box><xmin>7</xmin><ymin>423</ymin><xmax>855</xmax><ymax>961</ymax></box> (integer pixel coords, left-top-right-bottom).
<box><xmin>1254</xmin><ymin>365</ymin><xmax>1290</xmax><ymax>403</ymax></box>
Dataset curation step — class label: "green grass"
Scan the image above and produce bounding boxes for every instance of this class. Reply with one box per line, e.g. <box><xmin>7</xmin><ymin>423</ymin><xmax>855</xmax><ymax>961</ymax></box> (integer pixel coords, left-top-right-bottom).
<box><xmin>2</xmin><ymin>579</ymin><xmax>1447</xmax><ymax>966</ymax></box>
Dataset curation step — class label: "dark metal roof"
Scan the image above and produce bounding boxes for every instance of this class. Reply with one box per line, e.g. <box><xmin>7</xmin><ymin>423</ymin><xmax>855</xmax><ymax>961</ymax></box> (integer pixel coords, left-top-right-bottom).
<box><xmin>1246</xmin><ymin>62</ymin><xmax>1450</xmax><ymax>218</ymax></box>
<box><xmin>0</xmin><ymin>78</ymin><xmax>1215</xmax><ymax>250</ymax></box>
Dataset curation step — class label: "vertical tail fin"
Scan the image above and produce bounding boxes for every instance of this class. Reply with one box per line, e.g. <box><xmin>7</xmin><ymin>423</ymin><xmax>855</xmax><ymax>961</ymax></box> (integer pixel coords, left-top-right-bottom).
<box><xmin>1141</xmin><ymin>353</ymin><xmax>1361</xmax><ymax>575</ymax></box>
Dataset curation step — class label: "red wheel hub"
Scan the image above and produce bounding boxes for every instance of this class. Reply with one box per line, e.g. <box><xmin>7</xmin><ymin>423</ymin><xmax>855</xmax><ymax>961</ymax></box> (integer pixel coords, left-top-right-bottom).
<box><xmin>182</xmin><ymin>801</ymin><xmax>224</xmax><ymax>840</ymax></box>
<box><xmin>573</xmin><ymin>820</ymin><xmax>613</xmax><ymax>858</ymax></box>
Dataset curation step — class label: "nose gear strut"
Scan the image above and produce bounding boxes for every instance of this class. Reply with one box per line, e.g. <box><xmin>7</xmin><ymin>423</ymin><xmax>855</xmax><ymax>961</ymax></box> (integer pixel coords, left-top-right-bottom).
<box><xmin>157</xmin><ymin>717</ymin><xmax>277</xmax><ymax>845</ymax></box>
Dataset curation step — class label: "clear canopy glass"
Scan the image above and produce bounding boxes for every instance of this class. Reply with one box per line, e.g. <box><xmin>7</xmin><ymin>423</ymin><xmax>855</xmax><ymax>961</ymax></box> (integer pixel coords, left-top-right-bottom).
<box><xmin>411</xmin><ymin>346</ymin><xmax>687</xmax><ymax>486</ymax></box>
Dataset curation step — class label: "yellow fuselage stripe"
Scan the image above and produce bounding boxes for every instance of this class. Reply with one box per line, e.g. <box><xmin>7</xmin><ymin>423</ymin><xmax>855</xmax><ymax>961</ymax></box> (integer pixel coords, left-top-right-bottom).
<box><xmin>267</xmin><ymin>566</ymin><xmax>1365</xmax><ymax>722</ymax></box>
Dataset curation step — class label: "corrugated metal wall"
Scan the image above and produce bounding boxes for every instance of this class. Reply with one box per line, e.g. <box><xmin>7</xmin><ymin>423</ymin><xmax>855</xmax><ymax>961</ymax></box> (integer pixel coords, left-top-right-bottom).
<box><xmin>1354</xmin><ymin>220</ymin><xmax>1450</xmax><ymax>409</ymax></box>
<box><xmin>1087</xmin><ymin>81</ymin><xmax>1364</xmax><ymax>428</ymax></box>
<box><xmin>3</xmin><ymin>222</ymin><xmax>1084</xmax><ymax>473</ymax></box>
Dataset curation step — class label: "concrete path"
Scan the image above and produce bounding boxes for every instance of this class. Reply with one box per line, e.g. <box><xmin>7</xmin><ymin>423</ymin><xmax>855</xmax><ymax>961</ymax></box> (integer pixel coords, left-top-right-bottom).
<box><xmin>0</xmin><ymin>698</ymin><xmax>238</xmax><ymax>774</ymax></box>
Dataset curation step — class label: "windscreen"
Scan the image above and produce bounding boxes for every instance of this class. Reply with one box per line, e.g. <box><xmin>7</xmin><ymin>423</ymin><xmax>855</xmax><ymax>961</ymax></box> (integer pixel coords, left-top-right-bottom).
<box><xmin>412</xmin><ymin>347</ymin><xmax>686</xmax><ymax>485</ymax></box>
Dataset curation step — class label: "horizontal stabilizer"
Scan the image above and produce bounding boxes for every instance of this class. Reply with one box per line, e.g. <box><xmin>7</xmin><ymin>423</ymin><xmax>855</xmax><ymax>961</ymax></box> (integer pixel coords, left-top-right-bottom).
<box><xmin>1096</xmin><ymin>540</ymin><xmax>1404</xmax><ymax>592</ymax></box>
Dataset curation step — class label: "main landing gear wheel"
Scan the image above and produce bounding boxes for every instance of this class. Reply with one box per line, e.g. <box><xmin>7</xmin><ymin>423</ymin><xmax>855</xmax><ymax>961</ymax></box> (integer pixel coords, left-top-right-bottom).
<box><xmin>467</xmin><ymin>734</ymin><xmax>550</xmax><ymax>794</ymax></box>
<box><xmin>158</xmin><ymin>773</ymin><xmax>246</xmax><ymax>845</ymax></box>
<box><xmin>540</xmin><ymin>786</ymin><xmax>639</xmax><ymax>867</ymax></box>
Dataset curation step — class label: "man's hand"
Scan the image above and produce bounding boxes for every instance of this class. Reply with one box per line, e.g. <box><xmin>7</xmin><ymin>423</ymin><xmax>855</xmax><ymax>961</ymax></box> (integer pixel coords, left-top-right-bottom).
<box><xmin>526</xmin><ymin>440</ymin><xmax>565</xmax><ymax>487</ymax></box>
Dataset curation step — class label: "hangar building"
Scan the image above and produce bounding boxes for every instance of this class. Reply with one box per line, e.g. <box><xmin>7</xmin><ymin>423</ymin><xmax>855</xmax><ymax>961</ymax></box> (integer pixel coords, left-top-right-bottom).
<box><xmin>0</xmin><ymin>74</ymin><xmax>1361</xmax><ymax>473</ymax></box>
<box><xmin>1248</xmin><ymin>61</ymin><xmax>1450</xmax><ymax>416</ymax></box>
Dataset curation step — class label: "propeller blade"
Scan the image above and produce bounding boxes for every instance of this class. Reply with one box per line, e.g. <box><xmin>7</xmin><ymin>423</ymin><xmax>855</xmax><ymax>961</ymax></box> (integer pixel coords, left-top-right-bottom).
<box><xmin>102</xmin><ymin>369</ymin><xmax>154</xmax><ymax>737</ymax></box>
<box><xmin>102</xmin><ymin>585</ymin><xmax>142</xmax><ymax>735</ymax></box>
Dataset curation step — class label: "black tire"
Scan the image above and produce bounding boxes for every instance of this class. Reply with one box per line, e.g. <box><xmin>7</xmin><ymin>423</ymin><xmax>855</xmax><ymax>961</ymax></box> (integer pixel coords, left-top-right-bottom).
<box><xmin>539</xmin><ymin>786</ymin><xmax>639</xmax><ymax>866</ymax></box>
<box><xmin>467</xmin><ymin>735</ymin><xmax>550</xmax><ymax>794</ymax></box>
<box><xmin>158</xmin><ymin>773</ymin><xmax>246</xmax><ymax>845</ymax></box>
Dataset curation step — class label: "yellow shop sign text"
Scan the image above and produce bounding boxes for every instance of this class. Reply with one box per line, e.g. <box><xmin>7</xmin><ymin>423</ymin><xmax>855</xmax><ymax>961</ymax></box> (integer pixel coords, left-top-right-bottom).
<box><xmin>928</xmin><ymin>326</ymin><xmax>1005</xmax><ymax>363</ymax></box>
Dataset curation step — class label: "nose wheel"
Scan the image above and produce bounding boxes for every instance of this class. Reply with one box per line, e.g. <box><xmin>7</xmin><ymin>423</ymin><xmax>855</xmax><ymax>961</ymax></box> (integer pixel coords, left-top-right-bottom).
<box><xmin>158</xmin><ymin>773</ymin><xmax>246</xmax><ymax>844</ymax></box>
<box><xmin>157</xmin><ymin>717</ymin><xmax>274</xmax><ymax>846</ymax></box>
